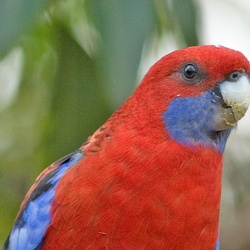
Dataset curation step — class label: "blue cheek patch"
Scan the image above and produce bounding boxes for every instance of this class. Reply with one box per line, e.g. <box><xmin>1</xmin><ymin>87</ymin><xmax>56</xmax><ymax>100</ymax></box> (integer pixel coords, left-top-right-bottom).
<box><xmin>162</xmin><ymin>91</ymin><xmax>231</xmax><ymax>154</ymax></box>
<box><xmin>4</xmin><ymin>151</ymin><xmax>83</xmax><ymax>250</ymax></box>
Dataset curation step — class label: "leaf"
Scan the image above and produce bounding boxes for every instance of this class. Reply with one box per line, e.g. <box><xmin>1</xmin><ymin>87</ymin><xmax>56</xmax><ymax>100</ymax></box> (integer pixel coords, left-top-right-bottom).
<box><xmin>42</xmin><ymin>29</ymin><xmax>111</xmax><ymax>162</ymax></box>
<box><xmin>0</xmin><ymin>0</ymin><xmax>49</xmax><ymax>57</ymax></box>
<box><xmin>171</xmin><ymin>0</ymin><xmax>200</xmax><ymax>46</ymax></box>
<box><xmin>90</xmin><ymin>0</ymin><xmax>155</xmax><ymax>108</ymax></box>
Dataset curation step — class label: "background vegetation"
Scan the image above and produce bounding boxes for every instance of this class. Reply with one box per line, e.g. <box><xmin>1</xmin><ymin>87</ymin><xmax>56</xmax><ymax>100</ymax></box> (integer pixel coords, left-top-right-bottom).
<box><xmin>0</xmin><ymin>1</ymin><xmax>249</xmax><ymax>249</ymax></box>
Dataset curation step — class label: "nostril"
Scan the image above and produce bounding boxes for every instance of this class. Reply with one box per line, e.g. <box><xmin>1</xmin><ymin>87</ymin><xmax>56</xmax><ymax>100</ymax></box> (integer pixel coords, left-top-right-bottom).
<box><xmin>228</xmin><ymin>71</ymin><xmax>243</xmax><ymax>82</ymax></box>
<box><xmin>232</xmin><ymin>73</ymin><xmax>239</xmax><ymax>79</ymax></box>
<box><xmin>228</xmin><ymin>71</ymin><xmax>242</xmax><ymax>82</ymax></box>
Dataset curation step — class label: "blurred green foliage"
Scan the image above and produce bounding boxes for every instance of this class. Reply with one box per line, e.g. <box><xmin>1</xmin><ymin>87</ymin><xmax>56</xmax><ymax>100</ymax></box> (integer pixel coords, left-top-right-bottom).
<box><xmin>0</xmin><ymin>0</ymin><xmax>201</xmax><ymax>246</ymax></box>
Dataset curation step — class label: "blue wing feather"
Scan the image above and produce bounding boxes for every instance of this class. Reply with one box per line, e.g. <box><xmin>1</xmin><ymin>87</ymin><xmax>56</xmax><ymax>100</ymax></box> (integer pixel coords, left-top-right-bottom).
<box><xmin>215</xmin><ymin>236</ymin><xmax>220</xmax><ymax>250</ymax></box>
<box><xmin>3</xmin><ymin>151</ymin><xmax>83</xmax><ymax>250</ymax></box>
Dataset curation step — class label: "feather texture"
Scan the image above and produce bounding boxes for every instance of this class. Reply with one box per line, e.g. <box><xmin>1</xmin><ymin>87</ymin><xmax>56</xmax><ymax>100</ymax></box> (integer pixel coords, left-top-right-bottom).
<box><xmin>4</xmin><ymin>45</ymin><xmax>250</xmax><ymax>250</ymax></box>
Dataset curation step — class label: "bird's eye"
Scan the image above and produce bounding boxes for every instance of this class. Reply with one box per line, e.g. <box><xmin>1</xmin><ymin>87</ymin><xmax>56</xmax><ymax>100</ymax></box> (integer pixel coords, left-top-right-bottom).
<box><xmin>184</xmin><ymin>64</ymin><xmax>197</xmax><ymax>79</ymax></box>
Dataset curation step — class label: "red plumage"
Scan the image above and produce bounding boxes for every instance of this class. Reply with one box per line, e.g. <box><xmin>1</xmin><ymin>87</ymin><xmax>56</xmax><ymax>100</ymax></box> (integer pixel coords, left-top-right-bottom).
<box><xmin>6</xmin><ymin>46</ymin><xmax>250</xmax><ymax>250</ymax></box>
<box><xmin>42</xmin><ymin>46</ymin><xmax>250</xmax><ymax>249</ymax></box>
<box><xmin>44</xmin><ymin>137</ymin><xmax>222</xmax><ymax>249</ymax></box>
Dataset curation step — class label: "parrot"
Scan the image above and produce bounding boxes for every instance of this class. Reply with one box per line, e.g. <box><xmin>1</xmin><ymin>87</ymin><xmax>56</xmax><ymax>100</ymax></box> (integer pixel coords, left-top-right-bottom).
<box><xmin>3</xmin><ymin>45</ymin><xmax>250</xmax><ymax>250</ymax></box>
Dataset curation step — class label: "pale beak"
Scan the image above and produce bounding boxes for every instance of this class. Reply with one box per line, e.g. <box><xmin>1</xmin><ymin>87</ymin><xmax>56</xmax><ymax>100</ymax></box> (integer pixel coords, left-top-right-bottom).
<box><xmin>214</xmin><ymin>74</ymin><xmax>250</xmax><ymax>131</ymax></box>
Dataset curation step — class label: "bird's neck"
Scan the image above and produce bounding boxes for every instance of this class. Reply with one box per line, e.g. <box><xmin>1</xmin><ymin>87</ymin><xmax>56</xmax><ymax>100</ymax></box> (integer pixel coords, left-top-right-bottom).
<box><xmin>82</xmin><ymin>118</ymin><xmax>223</xmax><ymax>248</ymax></box>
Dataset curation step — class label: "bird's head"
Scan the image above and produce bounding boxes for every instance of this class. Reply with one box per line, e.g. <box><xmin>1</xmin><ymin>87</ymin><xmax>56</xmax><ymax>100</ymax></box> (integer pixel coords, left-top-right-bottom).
<box><xmin>135</xmin><ymin>45</ymin><xmax>250</xmax><ymax>153</ymax></box>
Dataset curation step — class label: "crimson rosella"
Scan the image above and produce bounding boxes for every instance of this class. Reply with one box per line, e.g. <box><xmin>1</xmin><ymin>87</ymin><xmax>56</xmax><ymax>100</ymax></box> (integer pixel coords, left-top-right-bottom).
<box><xmin>4</xmin><ymin>45</ymin><xmax>250</xmax><ymax>250</ymax></box>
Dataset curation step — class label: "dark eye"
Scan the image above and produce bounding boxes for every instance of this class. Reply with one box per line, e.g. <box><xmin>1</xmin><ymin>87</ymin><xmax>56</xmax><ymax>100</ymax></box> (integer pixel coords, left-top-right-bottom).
<box><xmin>184</xmin><ymin>64</ymin><xmax>197</xmax><ymax>79</ymax></box>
